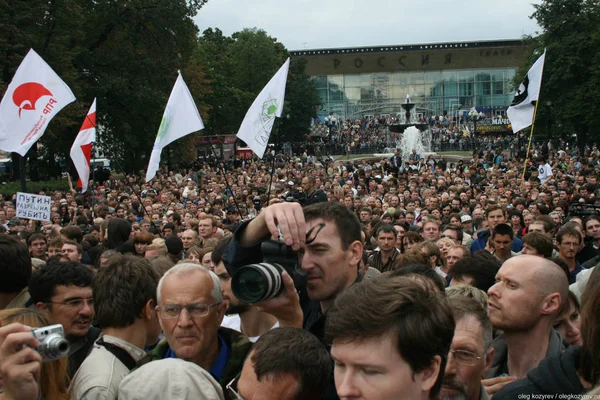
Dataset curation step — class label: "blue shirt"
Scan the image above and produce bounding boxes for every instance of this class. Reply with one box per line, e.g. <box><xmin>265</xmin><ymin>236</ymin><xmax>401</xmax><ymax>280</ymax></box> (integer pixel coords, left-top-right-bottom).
<box><xmin>569</xmin><ymin>263</ymin><xmax>585</xmax><ymax>285</ymax></box>
<box><xmin>164</xmin><ymin>334</ymin><xmax>231</xmax><ymax>381</ymax></box>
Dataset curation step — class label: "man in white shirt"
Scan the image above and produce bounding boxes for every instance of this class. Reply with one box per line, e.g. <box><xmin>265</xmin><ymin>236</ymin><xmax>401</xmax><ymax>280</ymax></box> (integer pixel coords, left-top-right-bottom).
<box><xmin>536</xmin><ymin>157</ymin><xmax>553</xmax><ymax>185</ymax></box>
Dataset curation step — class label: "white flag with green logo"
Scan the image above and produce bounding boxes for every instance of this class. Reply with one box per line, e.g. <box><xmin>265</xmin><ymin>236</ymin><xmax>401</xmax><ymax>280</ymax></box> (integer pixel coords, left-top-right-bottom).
<box><xmin>236</xmin><ymin>58</ymin><xmax>290</xmax><ymax>159</ymax></box>
<box><xmin>146</xmin><ymin>71</ymin><xmax>204</xmax><ymax>182</ymax></box>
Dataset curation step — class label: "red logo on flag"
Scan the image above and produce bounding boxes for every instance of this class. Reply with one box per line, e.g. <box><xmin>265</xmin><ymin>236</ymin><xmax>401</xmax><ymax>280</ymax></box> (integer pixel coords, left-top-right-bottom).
<box><xmin>12</xmin><ymin>82</ymin><xmax>53</xmax><ymax>118</ymax></box>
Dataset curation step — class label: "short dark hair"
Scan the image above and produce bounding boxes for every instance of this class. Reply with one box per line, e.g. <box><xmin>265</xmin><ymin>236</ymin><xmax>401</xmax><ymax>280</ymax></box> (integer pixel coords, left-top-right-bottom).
<box><xmin>522</xmin><ymin>232</ymin><xmax>554</xmax><ymax>258</ymax></box>
<box><xmin>27</xmin><ymin>233</ymin><xmax>47</xmax><ymax>247</ymax></box>
<box><xmin>29</xmin><ymin>262</ymin><xmax>94</xmax><ymax>303</ymax></box>
<box><xmin>93</xmin><ymin>255</ymin><xmax>159</xmax><ymax>328</ymax></box>
<box><xmin>556</xmin><ymin>227</ymin><xmax>583</xmax><ymax>245</ymax></box>
<box><xmin>211</xmin><ymin>237</ymin><xmax>232</xmax><ymax>265</ymax></box>
<box><xmin>60</xmin><ymin>225</ymin><xmax>83</xmax><ymax>243</ymax></box>
<box><xmin>304</xmin><ymin>202</ymin><xmax>361</xmax><ymax>250</ymax></box>
<box><xmin>376</xmin><ymin>224</ymin><xmax>397</xmax><ymax>238</ymax></box>
<box><xmin>449</xmin><ymin>252</ymin><xmax>501</xmax><ymax>292</ymax></box>
<box><xmin>492</xmin><ymin>223</ymin><xmax>514</xmax><ymax>239</ymax></box>
<box><xmin>326</xmin><ymin>276</ymin><xmax>454</xmax><ymax>399</ymax></box>
<box><xmin>250</xmin><ymin>327</ymin><xmax>332</xmax><ymax>400</ymax></box>
<box><xmin>0</xmin><ymin>235</ymin><xmax>32</xmax><ymax>292</ymax></box>
<box><xmin>442</xmin><ymin>225</ymin><xmax>463</xmax><ymax>243</ymax></box>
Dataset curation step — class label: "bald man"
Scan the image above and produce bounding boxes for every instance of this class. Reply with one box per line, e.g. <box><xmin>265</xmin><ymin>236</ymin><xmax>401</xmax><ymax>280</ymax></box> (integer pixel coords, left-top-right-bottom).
<box><xmin>482</xmin><ymin>255</ymin><xmax>569</xmax><ymax>397</ymax></box>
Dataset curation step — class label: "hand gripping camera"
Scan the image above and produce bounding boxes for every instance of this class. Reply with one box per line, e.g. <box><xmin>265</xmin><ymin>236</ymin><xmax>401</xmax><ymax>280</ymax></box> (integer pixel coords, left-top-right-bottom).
<box><xmin>230</xmin><ymin>223</ymin><xmax>325</xmax><ymax>304</ymax></box>
<box><xmin>32</xmin><ymin>324</ymin><xmax>70</xmax><ymax>362</ymax></box>
<box><xmin>231</xmin><ymin>240</ymin><xmax>306</xmax><ymax>304</ymax></box>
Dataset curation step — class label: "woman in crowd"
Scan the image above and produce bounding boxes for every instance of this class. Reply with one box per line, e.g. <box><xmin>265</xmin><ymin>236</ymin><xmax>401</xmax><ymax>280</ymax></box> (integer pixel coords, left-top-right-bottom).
<box><xmin>0</xmin><ymin>308</ymin><xmax>69</xmax><ymax>400</ymax></box>
<box><xmin>553</xmin><ymin>291</ymin><xmax>582</xmax><ymax>346</ymax></box>
<box><xmin>133</xmin><ymin>232</ymin><xmax>154</xmax><ymax>257</ymax></box>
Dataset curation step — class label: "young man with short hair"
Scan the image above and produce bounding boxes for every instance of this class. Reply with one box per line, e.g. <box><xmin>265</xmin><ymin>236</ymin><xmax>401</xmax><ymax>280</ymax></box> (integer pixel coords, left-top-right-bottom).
<box><xmin>326</xmin><ymin>275</ymin><xmax>455</xmax><ymax>400</ymax></box>
<box><xmin>556</xmin><ymin>227</ymin><xmax>585</xmax><ymax>284</ymax></box>
<box><xmin>71</xmin><ymin>255</ymin><xmax>162</xmax><ymax>400</ymax></box>
<box><xmin>367</xmin><ymin>225</ymin><xmax>400</xmax><ymax>272</ymax></box>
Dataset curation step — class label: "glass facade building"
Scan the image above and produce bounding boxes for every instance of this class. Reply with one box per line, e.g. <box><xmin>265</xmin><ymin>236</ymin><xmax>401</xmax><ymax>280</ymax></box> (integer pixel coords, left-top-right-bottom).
<box><xmin>312</xmin><ymin>68</ymin><xmax>516</xmax><ymax>119</ymax></box>
<box><xmin>292</xmin><ymin>40</ymin><xmax>527</xmax><ymax>120</ymax></box>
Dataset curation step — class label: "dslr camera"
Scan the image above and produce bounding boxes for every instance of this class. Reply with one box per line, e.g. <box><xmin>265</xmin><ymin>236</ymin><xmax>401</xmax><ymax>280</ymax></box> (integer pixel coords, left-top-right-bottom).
<box><xmin>32</xmin><ymin>324</ymin><xmax>70</xmax><ymax>362</ymax></box>
<box><xmin>231</xmin><ymin>240</ymin><xmax>306</xmax><ymax>304</ymax></box>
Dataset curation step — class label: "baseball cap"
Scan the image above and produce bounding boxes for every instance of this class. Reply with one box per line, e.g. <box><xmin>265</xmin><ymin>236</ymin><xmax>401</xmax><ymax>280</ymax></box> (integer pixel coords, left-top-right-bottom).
<box><xmin>8</xmin><ymin>217</ymin><xmax>21</xmax><ymax>226</ymax></box>
<box><xmin>460</xmin><ymin>215</ymin><xmax>473</xmax><ymax>223</ymax></box>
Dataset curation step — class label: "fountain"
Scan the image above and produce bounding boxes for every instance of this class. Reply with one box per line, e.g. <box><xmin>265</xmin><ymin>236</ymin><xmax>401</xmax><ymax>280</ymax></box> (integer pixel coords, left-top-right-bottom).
<box><xmin>391</xmin><ymin>95</ymin><xmax>432</xmax><ymax>161</ymax></box>
<box><xmin>398</xmin><ymin>126</ymin><xmax>432</xmax><ymax>162</ymax></box>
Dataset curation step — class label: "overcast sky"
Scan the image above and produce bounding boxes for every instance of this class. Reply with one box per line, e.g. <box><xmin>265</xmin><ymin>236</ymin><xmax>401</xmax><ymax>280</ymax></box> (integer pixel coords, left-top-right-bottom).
<box><xmin>194</xmin><ymin>0</ymin><xmax>541</xmax><ymax>51</ymax></box>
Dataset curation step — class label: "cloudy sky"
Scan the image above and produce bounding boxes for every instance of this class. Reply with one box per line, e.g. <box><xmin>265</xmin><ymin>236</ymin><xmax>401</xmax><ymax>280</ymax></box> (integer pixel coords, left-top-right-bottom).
<box><xmin>194</xmin><ymin>0</ymin><xmax>541</xmax><ymax>51</ymax></box>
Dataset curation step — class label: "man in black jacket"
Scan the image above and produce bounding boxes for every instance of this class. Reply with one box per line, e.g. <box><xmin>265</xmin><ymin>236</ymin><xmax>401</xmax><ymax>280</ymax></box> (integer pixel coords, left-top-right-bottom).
<box><xmin>494</xmin><ymin>270</ymin><xmax>600</xmax><ymax>399</ymax></box>
<box><xmin>225</xmin><ymin>202</ymin><xmax>364</xmax><ymax>400</ymax></box>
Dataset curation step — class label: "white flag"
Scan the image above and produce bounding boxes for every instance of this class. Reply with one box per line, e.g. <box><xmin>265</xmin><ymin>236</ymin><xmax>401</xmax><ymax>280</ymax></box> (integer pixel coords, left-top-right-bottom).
<box><xmin>507</xmin><ymin>50</ymin><xmax>546</xmax><ymax>133</ymax></box>
<box><xmin>70</xmin><ymin>99</ymin><xmax>96</xmax><ymax>193</ymax></box>
<box><xmin>237</xmin><ymin>58</ymin><xmax>290</xmax><ymax>158</ymax></box>
<box><xmin>0</xmin><ymin>49</ymin><xmax>76</xmax><ymax>156</ymax></box>
<box><xmin>145</xmin><ymin>72</ymin><xmax>204</xmax><ymax>182</ymax></box>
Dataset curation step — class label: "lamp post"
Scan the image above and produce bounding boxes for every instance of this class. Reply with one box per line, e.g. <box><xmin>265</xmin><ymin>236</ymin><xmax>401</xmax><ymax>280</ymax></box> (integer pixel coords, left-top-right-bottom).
<box><xmin>469</xmin><ymin>108</ymin><xmax>485</xmax><ymax>156</ymax></box>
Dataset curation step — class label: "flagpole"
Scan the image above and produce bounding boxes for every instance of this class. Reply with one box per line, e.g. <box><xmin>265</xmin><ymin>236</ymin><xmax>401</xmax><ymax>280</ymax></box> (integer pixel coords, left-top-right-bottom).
<box><xmin>521</xmin><ymin>49</ymin><xmax>546</xmax><ymax>185</ymax></box>
<box><xmin>265</xmin><ymin>124</ymin><xmax>277</xmax><ymax>205</ymax></box>
<box><xmin>210</xmin><ymin>143</ymin><xmax>244</xmax><ymax>219</ymax></box>
<box><xmin>91</xmin><ymin>140</ymin><xmax>95</xmax><ymax>219</ymax></box>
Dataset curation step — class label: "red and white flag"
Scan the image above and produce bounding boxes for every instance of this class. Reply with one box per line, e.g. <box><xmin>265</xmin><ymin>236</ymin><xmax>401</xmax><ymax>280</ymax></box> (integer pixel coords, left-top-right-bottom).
<box><xmin>70</xmin><ymin>99</ymin><xmax>96</xmax><ymax>193</ymax></box>
<box><xmin>0</xmin><ymin>49</ymin><xmax>76</xmax><ymax>156</ymax></box>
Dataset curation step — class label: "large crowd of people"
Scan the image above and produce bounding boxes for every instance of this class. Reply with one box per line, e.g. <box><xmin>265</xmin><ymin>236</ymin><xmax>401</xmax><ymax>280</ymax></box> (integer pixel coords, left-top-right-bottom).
<box><xmin>2</xmin><ymin>137</ymin><xmax>600</xmax><ymax>400</ymax></box>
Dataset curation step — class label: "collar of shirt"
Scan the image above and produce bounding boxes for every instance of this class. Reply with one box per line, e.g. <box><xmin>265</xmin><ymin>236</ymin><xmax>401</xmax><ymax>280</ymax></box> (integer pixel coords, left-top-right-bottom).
<box><xmin>102</xmin><ymin>334</ymin><xmax>147</xmax><ymax>362</ymax></box>
<box><xmin>165</xmin><ymin>333</ymin><xmax>230</xmax><ymax>382</ymax></box>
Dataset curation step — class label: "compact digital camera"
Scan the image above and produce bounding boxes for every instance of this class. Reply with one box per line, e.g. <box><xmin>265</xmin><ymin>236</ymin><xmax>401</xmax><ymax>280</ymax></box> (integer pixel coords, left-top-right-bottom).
<box><xmin>32</xmin><ymin>324</ymin><xmax>70</xmax><ymax>362</ymax></box>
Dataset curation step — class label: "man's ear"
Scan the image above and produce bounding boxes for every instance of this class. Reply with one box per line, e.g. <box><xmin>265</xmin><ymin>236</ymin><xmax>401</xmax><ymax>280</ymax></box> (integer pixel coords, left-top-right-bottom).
<box><xmin>144</xmin><ymin>299</ymin><xmax>155</xmax><ymax>320</ymax></box>
<box><xmin>541</xmin><ymin>292</ymin><xmax>562</xmax><ymax>316</ymax></box>
<box><xmin>348</xmin><ymin>240</ymin><xmax>364</xmax><ymax>269</ymax></box>
<box><xmin>35</xmin><ymin>302</ymin><xmax>48</xmax><ymax>312</ymax></box>
<box><xmin>483</xmin><ymin>347</ymin><xmax>494</xmax><ymax>377</ymax></box>
<box><xmin>416</xmin><ymin>355</ymin><xmax>442</xmax><ymax>393</ymax></box>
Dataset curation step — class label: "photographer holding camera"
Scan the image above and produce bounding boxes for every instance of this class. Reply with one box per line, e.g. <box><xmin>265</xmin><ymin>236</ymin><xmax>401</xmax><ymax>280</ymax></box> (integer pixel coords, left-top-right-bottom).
<box><xmin>226</xmin><ymin>201</ymin><xmax>363</xmax><ymax>343</ymax></box>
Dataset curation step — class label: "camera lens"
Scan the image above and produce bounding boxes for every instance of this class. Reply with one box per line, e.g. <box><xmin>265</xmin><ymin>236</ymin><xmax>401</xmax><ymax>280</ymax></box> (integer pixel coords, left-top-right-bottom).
<box><xmin>41</xmin><ymin>335</ymin><xmax>70</xmax><ymax>361</ymax></box>
<box><xmin>232</xmin><ymin>263</ymin><xmax>284</xmax><ymax>303</ymax></box>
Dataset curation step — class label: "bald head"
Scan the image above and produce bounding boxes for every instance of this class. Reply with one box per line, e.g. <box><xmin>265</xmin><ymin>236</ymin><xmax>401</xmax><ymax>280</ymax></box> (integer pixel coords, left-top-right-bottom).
<box><xmin>508</xmin><ymin>255</ymin><xmax>568</xmax><ymax>313</ymax></box>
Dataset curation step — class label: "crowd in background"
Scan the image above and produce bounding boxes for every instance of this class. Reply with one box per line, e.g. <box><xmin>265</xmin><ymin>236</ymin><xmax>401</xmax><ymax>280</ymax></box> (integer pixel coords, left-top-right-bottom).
<box><xmin>2</xmin><ymin>137</ymin><xmax>600</xmax><ymax>400</ymax></box>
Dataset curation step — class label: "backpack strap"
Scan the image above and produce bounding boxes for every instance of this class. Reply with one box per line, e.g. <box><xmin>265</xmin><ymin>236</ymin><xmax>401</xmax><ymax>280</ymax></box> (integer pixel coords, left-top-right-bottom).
<box><xmin>97</xmin><ymin>338</ymin><xmax>137</xmax><ymax>371</ymax></box>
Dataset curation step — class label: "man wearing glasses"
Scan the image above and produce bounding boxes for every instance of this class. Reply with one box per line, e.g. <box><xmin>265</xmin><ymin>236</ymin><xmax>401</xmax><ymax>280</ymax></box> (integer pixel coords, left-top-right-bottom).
<box><xmin>438</xmin><ymin>296</ymin><xmax>494</xmax><ymax>400</ymax></box>
<box><xmin>28</xmin><ymin>261</ymin><xmax>99</xmax><ymax>378</ymax></box>
<box><xmin>151</xmin><ymin>263</ymin><xmax>252</xmax><ymax>393</ymax></box>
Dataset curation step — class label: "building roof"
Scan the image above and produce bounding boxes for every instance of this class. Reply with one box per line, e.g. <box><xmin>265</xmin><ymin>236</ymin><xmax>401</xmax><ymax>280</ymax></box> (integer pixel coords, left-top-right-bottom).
<box><xmin>290</xmin><ymin>39</ymin><xmax>525</xmax><ymax>57</ymax></box>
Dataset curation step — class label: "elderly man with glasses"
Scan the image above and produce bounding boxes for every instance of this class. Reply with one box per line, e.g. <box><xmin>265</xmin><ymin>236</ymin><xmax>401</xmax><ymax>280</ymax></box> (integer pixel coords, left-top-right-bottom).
<box><xmin>438</xmin><ymin>295</ymin><xmax>494</xmax><ymax>400</ymax></box>
<box><xmin>151</xmin><ymin>262</ymin><xmax>252</xmax><ymax>393</ymax></box>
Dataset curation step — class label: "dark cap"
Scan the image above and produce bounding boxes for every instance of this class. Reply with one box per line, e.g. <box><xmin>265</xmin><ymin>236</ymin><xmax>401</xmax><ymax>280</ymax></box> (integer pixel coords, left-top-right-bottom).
<box><xmin>8</xmin><ymin>217</ymin><xmax>21</xmax><ymax>226</ymax></box>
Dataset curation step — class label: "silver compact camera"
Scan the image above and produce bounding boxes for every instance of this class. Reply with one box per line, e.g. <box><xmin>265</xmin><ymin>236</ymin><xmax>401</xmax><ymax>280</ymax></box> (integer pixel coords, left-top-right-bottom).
<box><xmin>31</xmin><ymin>324</ymin><xmax>70</xmax><ymax>362</ymax></box>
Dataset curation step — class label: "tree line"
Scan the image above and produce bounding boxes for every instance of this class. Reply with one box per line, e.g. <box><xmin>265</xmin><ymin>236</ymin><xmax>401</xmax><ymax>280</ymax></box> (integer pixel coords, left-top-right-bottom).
<box><xmin>0</xmin><ymin>0</ymin><xmax>320</xmax><ymax>179</ymax></box>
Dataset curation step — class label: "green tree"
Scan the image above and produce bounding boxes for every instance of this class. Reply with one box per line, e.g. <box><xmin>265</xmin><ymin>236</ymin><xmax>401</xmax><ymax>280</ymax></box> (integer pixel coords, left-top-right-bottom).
<box><xmin>524</xmin><ymin>0</ymin><xmax>600</xmax><ymax>152</ymax></box>
<box><xmin>278</xmin><ymin>57</ymin><xmax>321</xmax><ymax>143</ymax></box>
<box><xmin>195</xmin><ymin>27</ymin><xmax>320</xmax><ymax>144</ymax></box>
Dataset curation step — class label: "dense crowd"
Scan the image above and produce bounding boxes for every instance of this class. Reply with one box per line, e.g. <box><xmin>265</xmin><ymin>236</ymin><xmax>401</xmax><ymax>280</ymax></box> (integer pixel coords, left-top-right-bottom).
<box><xmin>2</xmin><ymin>138</ymin><xmax>600</xmax><ymax>400</ymax></box>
